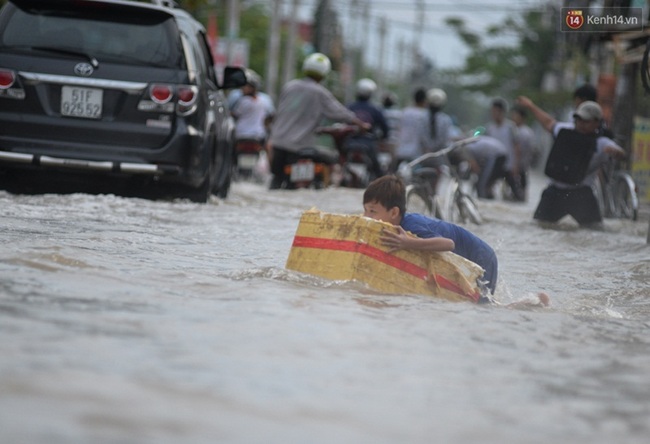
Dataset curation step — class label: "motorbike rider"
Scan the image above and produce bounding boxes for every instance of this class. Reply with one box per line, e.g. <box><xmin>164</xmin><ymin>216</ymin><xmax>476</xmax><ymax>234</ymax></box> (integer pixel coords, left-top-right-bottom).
<box><xmin>231</xmin><ymin>69</ymin><xmax>271</xmax><ymax>145</ymax></box>
<box><xmin>268</xmin><ymin>53</ymin><xmax>370</xmax><ymax>190</ymax></box>
<box><xmin>345</xmin><ymin>78</ymin><xmax>390</xmax><ymax>179</ymax></box>
<box><xmin>228</xmin><ymin>70</ymin><xmax>275</xmax><ymax>129</ymax></box>
<box><xmin>230</xmin><ymin>69</ymin><xmax>274</xmax><ymax>179</ymax></box>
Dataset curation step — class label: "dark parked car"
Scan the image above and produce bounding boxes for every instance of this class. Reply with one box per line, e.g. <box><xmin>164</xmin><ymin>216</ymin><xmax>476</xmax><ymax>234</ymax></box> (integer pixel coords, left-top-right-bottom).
<box><xmin>0</xmin><ymin>0</ymin><xmax>246</xmax><ymax>202</ymax></box>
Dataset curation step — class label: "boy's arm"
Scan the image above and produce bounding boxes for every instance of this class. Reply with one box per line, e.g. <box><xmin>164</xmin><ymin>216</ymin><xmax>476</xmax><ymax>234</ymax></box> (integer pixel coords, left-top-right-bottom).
<box><xmin>516</xmin><ymin>96</ymin><xmax>556</xmax><ymax>133</ymax></box>
<box><xmin>381</xmin><ymin>226</ymin><xmax>455</xmax><ymax>252</ymax></box>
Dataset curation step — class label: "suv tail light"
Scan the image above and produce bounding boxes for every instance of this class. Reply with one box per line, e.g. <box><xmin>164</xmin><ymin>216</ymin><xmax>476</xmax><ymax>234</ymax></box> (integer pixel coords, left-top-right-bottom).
<box><xmin>138</xmin><ymin>84</ymin><xmax>199</xmax><ymax>116</ymax></box>
<box><xmin>0</xmin><ymin>68</ymin><xmax>25</xmax><ymax>100</ymax></box>
<box><xmin>176</xmin><ymin>85</ymin><xmax>198</xmax><ymax>116</ymax></box>
<box><xmin>0</xmin><ymin>69</ymin><xmax>15</xmax><ymax>89</ymax></box>
<box><xmin>177</xmin><ymin>86</ymin><xmax>195</xmax><ymax>104</ymax></box>
<box><xmin>150</xmin><ymin>84</ymin><xmax>173</xmax><ymax>104</ymax></box>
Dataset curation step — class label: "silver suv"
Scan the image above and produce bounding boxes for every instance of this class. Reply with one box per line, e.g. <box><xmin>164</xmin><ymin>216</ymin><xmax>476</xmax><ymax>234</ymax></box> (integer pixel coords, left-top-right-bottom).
<box><xmin>0</xmin><ymin>0</ymin><xmax>246</xmax><ymax>201</ymax></box>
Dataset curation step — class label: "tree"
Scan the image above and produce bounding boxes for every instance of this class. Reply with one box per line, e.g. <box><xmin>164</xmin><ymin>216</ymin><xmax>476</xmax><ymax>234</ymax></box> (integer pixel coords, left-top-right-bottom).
<box><xmin>227</xmin><ymin>3</ymin><xmax>271</xmax><ymax>79</ymax></box>
<box><xmin>445</xmin><ymin>4</ymin><xmax>560</xmax><ymax>99</ymax></box>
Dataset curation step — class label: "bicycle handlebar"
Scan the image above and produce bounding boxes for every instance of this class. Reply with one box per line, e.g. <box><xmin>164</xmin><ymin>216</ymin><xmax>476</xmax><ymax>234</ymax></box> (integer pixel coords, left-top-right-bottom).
<box><xmin>404</xmin><ymin>137</ymin><xmax>479</xmax><ymax>168</ymax></box>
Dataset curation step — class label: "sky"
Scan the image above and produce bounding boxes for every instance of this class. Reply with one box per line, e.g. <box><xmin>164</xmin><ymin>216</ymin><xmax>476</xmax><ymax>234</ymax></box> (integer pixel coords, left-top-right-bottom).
<box><xmin>293</xmin><ymin>0</ymin><xmax>559</xmax><ymax>72</ymax></box>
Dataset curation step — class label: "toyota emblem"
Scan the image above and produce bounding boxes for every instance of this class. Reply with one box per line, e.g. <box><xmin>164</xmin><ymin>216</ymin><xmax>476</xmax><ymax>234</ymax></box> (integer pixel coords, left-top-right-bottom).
<box><xmin>74</xmin><ymin>62</ymin><xmax>94</xmax><ymax>77</ymax></box>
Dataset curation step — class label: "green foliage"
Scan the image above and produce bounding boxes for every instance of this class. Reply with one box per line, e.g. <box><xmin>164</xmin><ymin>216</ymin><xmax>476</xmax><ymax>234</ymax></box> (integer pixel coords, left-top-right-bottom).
<box><xmin>445</xmin><ymin>6</ymin><xmax>561</xmax><ymax>99</ymax></box>
<box><xmin>176</xmin><ymin>1</ymin><xmax>272</xmax><ymax>81</ymax></box>
<box><xmin>229</xmin><ymin>3</ymin><xmax>271</xmax><ymax>79</ymax></box>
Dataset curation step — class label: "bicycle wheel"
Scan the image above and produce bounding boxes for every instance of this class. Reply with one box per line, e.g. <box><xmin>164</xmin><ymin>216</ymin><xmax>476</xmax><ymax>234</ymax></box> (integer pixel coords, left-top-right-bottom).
<box><xmin>406</xmin><ymin>184</ymin><xmax>434</xmax><ymax>216</ymax></box>
<box><xmin>613</xmin><ymin>174</ymin><xmax>639</xmax><ymax>221</ymax></box>
<box><xmin>435</xmin><ymin>174</ymin><xmax>457</xmax><ymax>222</ymax></box>
<box><xmin>458</xmin><ymin>193</ymin><xmax>484</xmax><ymax>225</ymax></box>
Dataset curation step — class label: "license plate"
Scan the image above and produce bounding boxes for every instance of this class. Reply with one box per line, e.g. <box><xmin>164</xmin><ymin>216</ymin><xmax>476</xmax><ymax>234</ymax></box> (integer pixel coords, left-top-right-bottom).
<box><xmin>290</xmin><ymin>161</ymin><xmax>315</xmax><ymax>182</ymax></box>
<box><xmin>61</xmin><ymin>86</ymin><xmax>103</xmax><ymax>119</ymax></box>
<box><xmin>238</xmin><ymin>154</ymin><xmax>258</xmax><ymax>169</ymax></box>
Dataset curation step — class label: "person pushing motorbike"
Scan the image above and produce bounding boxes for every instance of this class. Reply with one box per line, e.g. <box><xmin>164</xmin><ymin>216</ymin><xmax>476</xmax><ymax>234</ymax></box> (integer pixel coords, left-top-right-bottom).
<box><xmin>268</xmin><ymin>53</ymin><xmax>370</xmax><ymax>190</ymax></box>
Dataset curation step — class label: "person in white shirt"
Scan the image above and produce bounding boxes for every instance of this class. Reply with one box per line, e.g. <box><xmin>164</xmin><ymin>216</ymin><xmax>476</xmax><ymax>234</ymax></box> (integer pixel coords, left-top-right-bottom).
<box><xmin>392</xmin><ymin>88</ymin><xmax>431</xmax><ymax>170</ymax></box>
<box><xmin>231</xmin><ymin>70</ymin><xmax>272</xmax><ymax>144</ymax></box>
<box><xmin>268</xmin><ymin>53</ymin><xmax>369</xmax><ymax>189</ymax></box>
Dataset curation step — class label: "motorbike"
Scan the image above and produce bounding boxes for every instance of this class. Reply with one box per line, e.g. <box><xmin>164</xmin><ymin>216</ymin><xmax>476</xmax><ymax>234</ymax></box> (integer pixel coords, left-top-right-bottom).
<box><xmin>234</xmin><ymin>138</ymin><xmax>264</xmax><ymax>181</ymax></box>
<box><xmin>273</xmin><ymin>124</ymin><xmax>377</xmax><ymax>190</ymax></box>
<box><xmin>340</xmin><ymin>136</ymin><xmax>376</xmax><ymax>188</ymax></box>
<box><xmin>317</xmin><ymin>124</ymin><xmax>382</xmax><ymax>188</ymax></box>
<box><xmin>275</xmin><ymin>144</ymin><xmax>339</xmax><ymax>190</ymax></box>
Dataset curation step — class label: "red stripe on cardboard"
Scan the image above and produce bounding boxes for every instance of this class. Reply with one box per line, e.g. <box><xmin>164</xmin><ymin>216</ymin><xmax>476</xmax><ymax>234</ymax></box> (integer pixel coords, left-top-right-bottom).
<box><xmin>291</xmin><ymin>235</ymin><xmax>479</xmax><ymax>302</ymax></box>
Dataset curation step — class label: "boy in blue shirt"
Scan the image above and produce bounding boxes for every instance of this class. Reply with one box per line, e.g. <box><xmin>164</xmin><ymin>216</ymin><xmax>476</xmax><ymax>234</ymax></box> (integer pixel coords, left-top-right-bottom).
<box><xmin>362</xmin><ymin>175</ymin><xmax>498</xmax><ymax>299</ymax></box>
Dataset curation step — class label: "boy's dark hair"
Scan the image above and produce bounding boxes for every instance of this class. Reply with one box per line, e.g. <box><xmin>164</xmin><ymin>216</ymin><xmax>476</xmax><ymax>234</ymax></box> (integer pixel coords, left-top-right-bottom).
<box><xmin>573</xmin><ymin>84</ymin><xmax>597</xmax><ymax>102</ymax></box>
<box><xmin>363</xmin><ymin>175</ymin><xmax>406</xmax><ymax>216</ymax></box>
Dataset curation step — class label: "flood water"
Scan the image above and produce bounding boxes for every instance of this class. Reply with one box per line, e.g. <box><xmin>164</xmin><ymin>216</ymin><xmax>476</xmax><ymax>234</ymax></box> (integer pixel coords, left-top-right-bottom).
<box><xmin>1</xmin><ymin>171</ymin><xmax>649</xmax><ymax>444</ymax></box>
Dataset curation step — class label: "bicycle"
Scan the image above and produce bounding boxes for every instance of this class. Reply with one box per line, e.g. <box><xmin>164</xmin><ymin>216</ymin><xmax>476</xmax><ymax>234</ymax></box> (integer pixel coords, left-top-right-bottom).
<box><xmin>591</xmin><ymin>158</ymin><xmax>639</xmax><ymax>221</ymax></box>
<box><xmin>397</xmin><ymin>138</ymin><xmax>483</xmax><ymax>225</ymax></box>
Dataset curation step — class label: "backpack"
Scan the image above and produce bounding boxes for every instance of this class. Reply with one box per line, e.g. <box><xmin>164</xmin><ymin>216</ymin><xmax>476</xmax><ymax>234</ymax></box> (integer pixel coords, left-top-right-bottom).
<box><xmin>544</xmin><ymin>128</ymin><xmax>597</xmax><ymax>185</ymax></box>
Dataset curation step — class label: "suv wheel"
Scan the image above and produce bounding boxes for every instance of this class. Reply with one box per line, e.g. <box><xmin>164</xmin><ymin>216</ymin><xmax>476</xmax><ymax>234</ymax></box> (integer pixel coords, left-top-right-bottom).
<box><xmin>187</xmin><ymin>166</ymin><xmax>214</xmax><ymax>203</ymax></box>
<box><xmin>213</xmin><ymin>139</ymin><xmax>233</xmax><ymax>198</ymax></box>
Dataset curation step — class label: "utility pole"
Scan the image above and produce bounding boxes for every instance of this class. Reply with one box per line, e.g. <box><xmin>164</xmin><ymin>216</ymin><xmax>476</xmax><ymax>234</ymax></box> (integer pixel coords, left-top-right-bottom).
<box><xmin>412</xmin><ymin>0</ymin><xmax>425</xmax><ymax>86</ymax></box>
<box><xmin>349</xmin><ymin>0</ymin><xmax>359</xmax><ymax>50</ymax></box>
<box><xmin>377</xmin><ymin>17</ymin><xmax>387</xmax><ymax>92</ymax></box>
<box><xmin>265</xmin><ymin>0</ymin><xmax>282</xmax><ymax>101</ymax></box>
<box><xmin>360</xmin><ymin>0</ymin><xmax>370</xmax><ymax>74</ymax></box>
<box><xmin>398</xmin><ymin>37</ymin><xmax>408</xmax><ymax>101</ymax></box>
<box><xmin>344</xmin><ymin>0</ymin><xmax>359</xmax><ymax>103</ymax></box>
<box><xmin>282</xmin><ymin>0</ymin><xmax>300</xmax><ymax>86</ymax></box>
<box><xmin>226</xmin><ymin>0</ymin><xmax>239</xmax><ymax>65</ymax></box>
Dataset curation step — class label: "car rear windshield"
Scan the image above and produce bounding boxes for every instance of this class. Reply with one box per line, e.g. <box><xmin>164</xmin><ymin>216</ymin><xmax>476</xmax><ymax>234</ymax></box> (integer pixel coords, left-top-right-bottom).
<box><xmin>0</xmin><ymin>2</ymin><xmax>184</xmax><ymax>68</ymax></box>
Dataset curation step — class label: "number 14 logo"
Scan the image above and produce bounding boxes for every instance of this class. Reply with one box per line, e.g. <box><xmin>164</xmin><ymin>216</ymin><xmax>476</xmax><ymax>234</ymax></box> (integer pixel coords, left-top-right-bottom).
<box><xmin>566</xmin><ymin>10</ymin><xmax>584</xmax><ymax>30</ymax></box>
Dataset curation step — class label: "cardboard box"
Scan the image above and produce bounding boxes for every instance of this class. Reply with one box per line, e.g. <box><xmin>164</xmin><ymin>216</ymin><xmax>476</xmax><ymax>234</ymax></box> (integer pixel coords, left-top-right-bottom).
<box><xmin>285</xmin><ymin>209</ymin><xmax>484</xmax><ymax>303</ymax></box>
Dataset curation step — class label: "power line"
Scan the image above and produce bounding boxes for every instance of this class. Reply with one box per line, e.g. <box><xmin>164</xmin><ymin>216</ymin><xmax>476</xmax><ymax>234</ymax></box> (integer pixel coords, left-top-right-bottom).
<box><xmin>312</xmin><ymin>0</ymin><xmax>551</xmax><ymax>13</ymax></box>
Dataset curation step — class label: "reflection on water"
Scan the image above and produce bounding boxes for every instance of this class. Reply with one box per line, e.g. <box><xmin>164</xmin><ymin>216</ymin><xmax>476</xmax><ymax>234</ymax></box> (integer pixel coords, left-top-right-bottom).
<box><xmin>0</xmin><ymin>172</ymin><xmax>649</xmax><ymax>444</ymax></box>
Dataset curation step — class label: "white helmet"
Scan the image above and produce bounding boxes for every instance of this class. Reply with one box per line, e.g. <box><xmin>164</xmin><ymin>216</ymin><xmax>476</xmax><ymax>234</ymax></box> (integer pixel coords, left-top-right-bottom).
<box><xmin>356</xmin><ymin>78</ymin><xmax>377</xmax><ymax>98</ymax></box>
<box><xmin>302</xmin><ymin>53</ymin><xmax>331</xmax><ymax>79</ymax></box>
<box><xmin>427</xmin><ymin>88</ymin><xmax>447</xmax><ymax>108</ymax></box>
<box><xmin>244</xmin><ymin>68</ymin><xmax>261</xmax><ymax>89</ymax></box>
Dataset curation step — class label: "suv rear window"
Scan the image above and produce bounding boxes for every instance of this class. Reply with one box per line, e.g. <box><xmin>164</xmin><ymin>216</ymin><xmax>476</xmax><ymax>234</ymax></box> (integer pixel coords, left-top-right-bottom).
<box><xmin>0</xmin><ymin>2</ymin><xmax>184</xmax><ymax>68</ymax></box>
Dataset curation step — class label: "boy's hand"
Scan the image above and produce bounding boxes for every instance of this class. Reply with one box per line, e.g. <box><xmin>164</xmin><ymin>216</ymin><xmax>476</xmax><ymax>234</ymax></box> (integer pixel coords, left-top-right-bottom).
<box><xmin>380</xmin><ymin>226</ymin><xmax>411</xmax><ymax>252</ymax></box>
